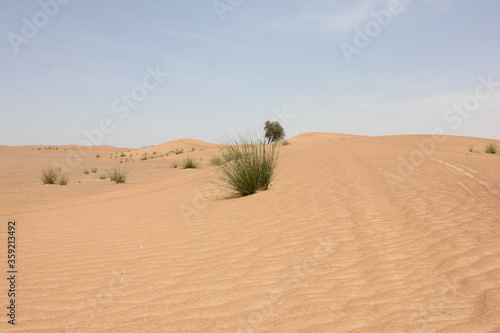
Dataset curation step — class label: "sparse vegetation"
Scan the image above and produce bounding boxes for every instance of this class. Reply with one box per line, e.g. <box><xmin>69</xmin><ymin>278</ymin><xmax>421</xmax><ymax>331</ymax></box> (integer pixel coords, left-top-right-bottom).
<box><xmin>96</xmin><ymin>154</ymin><xmax>100</xmax><ymax>158</ymax></box>
<box><xmin>83</xmin><ymin>169</ymin><xmax>90</xmax><ymax>174</ymax></box>
<box><xmin>210</xmin><ymin>155</ymin><xmax>224</xmax><ymax>166</ymax></box>
<box><xmin>91</xmin><ymin>167</ymin><xmax>98</xmax><ymax>173</ymax></box>
<box><xmin>40</xmin><ymin>167</ymin><xmax>66</xmax><ymax>185</ymax></box>
<box><xmin>58</xmin><ymin>172</ymin><xmax>69</xmax><ymax>185</ymax></box>
<box><xmin>174</xmin><ymin>148</ymin><xmax>184</xmax><ymax>155</ymax></box>
<box><xmin>210</xmin><ymin>149</ymin><xmax>243</xmax><ymax>166</ymax></box>
<box><xmin>181</xmin><ymin>157</ymin><xmax>199</xmax><ymax>169</ymax></box>
<box><xmin>99</xmin><ymin>175</ymin><xmax>106</xmax><ymax>180</ymax></box>
<box><xmin>279</xmin><ymin>140</ymin><xmax>290</xmax><ymax>146</ymax></box>
<box><xmin>485</xmin><ymin>143</ymin><xmax>498</xmax><ymax>154</ymax></box>
<box><xmin>215</xmin><ymin>133</ymin><xmax>279</xmax><ymax>196</ymax></box>
<box><xmin>105</xmin><ymin>165</ymin><xmax>130</xmax><ymax>183</ymax></box>
<box><xmin>170</xmin><ymin>161</ymin><xmax>180</xmax><ymax>168</ymax></box>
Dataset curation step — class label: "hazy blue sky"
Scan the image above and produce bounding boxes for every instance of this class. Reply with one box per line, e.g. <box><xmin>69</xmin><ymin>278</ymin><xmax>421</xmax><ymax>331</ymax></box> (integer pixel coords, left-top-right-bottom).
<box><xmin>1</xmin><ymin>0</ymin><xmax>499</xmax><ymax>147</ymax></box>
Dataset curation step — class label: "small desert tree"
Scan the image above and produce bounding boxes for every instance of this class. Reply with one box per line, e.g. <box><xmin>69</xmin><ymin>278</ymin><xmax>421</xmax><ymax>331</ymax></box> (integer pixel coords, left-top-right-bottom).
<box><xmin>264</xmin><ymin>121</ymin><xmax>285</xmax><ymax>144</ymax></box>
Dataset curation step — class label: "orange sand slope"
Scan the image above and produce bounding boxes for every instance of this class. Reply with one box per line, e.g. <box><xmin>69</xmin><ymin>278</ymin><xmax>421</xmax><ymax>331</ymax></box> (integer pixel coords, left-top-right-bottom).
<box><xmin>1</xmin><ymin>133</ymin><xmax>499</xmax><ymax>332</ymax></box>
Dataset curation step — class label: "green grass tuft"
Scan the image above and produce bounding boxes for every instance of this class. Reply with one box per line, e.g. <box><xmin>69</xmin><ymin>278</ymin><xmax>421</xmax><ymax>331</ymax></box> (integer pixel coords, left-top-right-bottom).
<box><xmin>58</xmin><ymin>172</ymin><xmax>69</xmax><ymax>185</ymax></box>
<box><xmin>40</xmin><ymin>167</ymin><xmax>68</xmax><ymax>185</ymax></box>
<box><xmin>105</xmin><ymin>165</ymin><xmax>130</xmax><ymax>183</ymax></box>
<box><xmin>210</xmin><ymin>155</ymin><xmax>224</xmax><ymax>166</ymax></box>
<box><xmin>215</xmin><ymin>134</ymin><xmax>279</xmax><ymax>196</ymax></box>
<box><xmin>485</xmin><ymin>143</ymin><xmax>498</xmax><ymax>154</ymax></box>
<box><xmin>279</xmin><ymin>140</ymin><xmax>290</xmax><ymax>146</ymax></box>
<box><xmin>181</xmin><ymin>157</ymin><xmax>199</xmax><ymax>169</ymax></box>
<box><xmin>40</xmin><ymin>167</ymin><xmax>61</xmax><ymax>184</ymax></box>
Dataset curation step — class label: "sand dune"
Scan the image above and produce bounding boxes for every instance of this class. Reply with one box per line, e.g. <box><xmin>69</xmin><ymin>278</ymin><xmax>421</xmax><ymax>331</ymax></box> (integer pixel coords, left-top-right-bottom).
<box><xmin>139</xmin><ymin>138</ymin><xmax>218</xmax><ymax>154</ymax></box>
<box><xmin>1</xmin><ymin>133</ymin><xmax>499</xmax><ymax>332</ymax></box>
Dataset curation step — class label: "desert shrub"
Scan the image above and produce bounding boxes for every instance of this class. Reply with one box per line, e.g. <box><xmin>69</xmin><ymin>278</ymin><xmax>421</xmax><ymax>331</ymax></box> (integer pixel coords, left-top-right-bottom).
<box><xmin>96</xmin><ymin>154</ymin><xmax>100</xmax><ymax>158</ymax></box>
<box><xmin>279</xmin><ymin>140</ymin><xmax>290</xmax><ymax>146</ymax></box>
<box><xmin>210</xmin><ymin>155</ymin><xmax>224</xmax><ymax>166</ymax></box>
<box><xmin>485</xmin><ymin>143</ymin><xmax>498</xmax><ymax>154</ymax></box>
<box><xmin>83</xmin><ymin>169</ymin><xmax>90</xmax><ymax>174</ymax></box>
<box><xmin>91</xmin><ymin>167</ymin><xmax>98</xmax><ymax>173</ymax></box>
<box><xmin>210</xmin><ymin>149</ymin><xmax>243</xmax><ymax>166</ymax></box>
<box><xmin>175</xmin><ymin>148</ymin><xmax>184</xmax><ymax>155</ymax></box>
<box><xmin>181</xmin><ymin>157</ymin><xmax>199</xmax><ymax>169</ymax></box>
<box><xmin>105</xmin><ymin>165</ymin><xmax>130</xmax><ymax>183</ymax></box>
<box><xmin>40</xmin><ymin>167</ymin><xmax>61</xmax><ymax>184</ymax></box>
<box><xmin>170</xmin><ymin>161</ymin><xmax>180</xmax><ymax>169</ymax></box>
<box><xmin>216</xmin><ymin>134</ymin><xmax>278</xmax><ymax>196</ymax></box>
<box><xmin>58</xmin><ymin>172</ymin><xmax>69</xmax><ymax>185</ymax></box>
<box><xmin>99</xmin><ymin>175</ymin><xmax>106</xmax><ymax>180</ymax></box>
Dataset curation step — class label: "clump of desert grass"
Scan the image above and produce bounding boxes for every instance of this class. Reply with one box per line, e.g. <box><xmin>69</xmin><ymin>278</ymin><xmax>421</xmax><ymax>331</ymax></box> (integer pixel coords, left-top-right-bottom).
<box><xmin>105</xmin><ymin>165</ymin><xmax>130</xmax><ymax>183</ymax></box>
<box><xmin>279</xmin><ymin>139</ymin><xmax>290</xmax><ymax>146</ymax></box>
<box><xmin>209</xmin><ymin>155</ymin><xmax>224</xmax><ymax>166</ymax></box>
<box><xmin>181</xmin><ymin>156</ymin><xmax>199</xmax><ymax>169</ymax></box>
<box><xmin>485</xmin><ymin>143</ymin><xmax>498</xmax><ymax>154</ymax></box>
<box><xmin>58</xmin><ymin>172</ymin><xmax>69</xmax><ymax>185</ymax></box>
<box><xmin>209</xmin><ymin>150</ymin><xmax>243</xmax><ymax>166</ymax></box>
<box><xmin>215</xmin><ymin>133</ymin><xmax>279</xmax><ymax>196</ymax></box>
<box><xmin>40</xmin><ymin>167</ymin><xmax>68</xmax><ymax>185</ymax></box>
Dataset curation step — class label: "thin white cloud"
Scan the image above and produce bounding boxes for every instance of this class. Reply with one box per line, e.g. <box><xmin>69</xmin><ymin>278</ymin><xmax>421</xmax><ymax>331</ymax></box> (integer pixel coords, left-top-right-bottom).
<box><xmin>268</xmin><ymin>0</ymin><xmax>415</xmax><ymax>34</ymax></box>
<box><xmin>139</xmin><ymin>26</ymin><xmax>245</xmax><ymax>51</ymax></box>
<box><xmin>424</xmin><ymin>0</ymin><xmax>456</xmax><ymax>12</ymax></box>
<box><xmin>327</xmin><ymin>0</ymin><xmax>374</xmax><ymax>32</ymax></box>
<box><xmin>51</xmin><ymin>31</ymin><xmax>157</xmax><ymax>56</ymax></box>
<box><xmin>263</xmin><ymin>1</ymin><xmax>368</xmax><ymax>34</ymax></box>
<box><xmin>169</xmin><ymin>71</ymin><xmax>240</xmax><ymax>89</ymax></box>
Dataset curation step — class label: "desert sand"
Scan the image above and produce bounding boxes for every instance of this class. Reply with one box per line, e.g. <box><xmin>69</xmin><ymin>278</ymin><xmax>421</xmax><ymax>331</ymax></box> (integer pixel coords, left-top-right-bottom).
<box><xmin>1</xmin><ymin>133</ymin><xmax>499</xmax><ymax>332</ymax></box>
